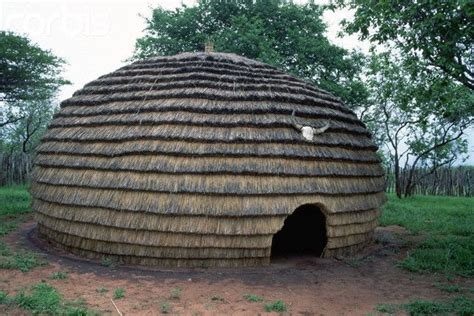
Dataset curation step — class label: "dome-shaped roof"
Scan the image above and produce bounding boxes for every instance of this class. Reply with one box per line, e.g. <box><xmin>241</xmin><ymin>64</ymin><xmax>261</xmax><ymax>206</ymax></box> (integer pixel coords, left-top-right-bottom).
<box><xmin>31</xmin><ymin>52</ymin><xmax>386</xmax><ymax>267</ymax></box>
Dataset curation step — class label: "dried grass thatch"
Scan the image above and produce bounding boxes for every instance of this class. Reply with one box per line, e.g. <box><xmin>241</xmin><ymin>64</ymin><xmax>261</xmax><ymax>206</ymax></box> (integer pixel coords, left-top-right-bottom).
<box><xmin>31</xmin><ymin>52</ymin><xmax>386</xmax><ymax>267</ymax></box>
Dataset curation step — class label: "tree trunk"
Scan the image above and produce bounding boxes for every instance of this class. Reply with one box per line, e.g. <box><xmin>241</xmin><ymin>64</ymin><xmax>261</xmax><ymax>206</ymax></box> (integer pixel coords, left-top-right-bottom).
<box><xmin>394</xmin><ymin>160</ymin><xmax>402</xmax><ymax>198</ymax></box>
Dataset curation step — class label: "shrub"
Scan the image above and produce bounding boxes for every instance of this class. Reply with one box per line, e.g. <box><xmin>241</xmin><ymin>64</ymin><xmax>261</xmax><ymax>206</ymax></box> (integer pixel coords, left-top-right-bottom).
<box><xmin>113</xmin><ymin>288</ymin><xmax>125</xmax><ymax>300</ymax></box>
<box><xmin>50</xmin><ymin>271</ymin><xmax>68</xmax><ymax>280</ymax></box>
<box><xmin>170</xmin><ymin>287</ymin><xmax>181</xmax><ymax>300</ymax></box>
<box><xmin>243</xmin><ymin>294</ymin><xmax>263</xmax><ymax>302</ymax></box>
<box><xmin>160</xmin><ymin>302</ymin><xmax>170</xmax><ymax>314</ymax></box>
<box><xmin>264</xmin><ymin>300</ymin><xmax>287</xmax><ymax>312</ymax></box>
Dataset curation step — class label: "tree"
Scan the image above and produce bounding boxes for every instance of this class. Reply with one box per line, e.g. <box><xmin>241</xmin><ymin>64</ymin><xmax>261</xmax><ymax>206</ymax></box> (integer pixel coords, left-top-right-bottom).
<box><xmin>0</xmin><ymin>31</ymin><xmax>69</xmax><ymax>184</ymax></box>
<box><xmin>133</xmin><ymin>0</ymin><xmax>368</xmax><ymax>110</ymax></box>
<box><xmin>363</xmin><ymin>53</ymin><xmax>473</xmax><ymax>198</ymax></box>
<box><xmin>1</xmin><ymin>100</ymin><xmax>56</xmax><ymax>153</ymax></box>
<box><xmin>0</xmin><ymin>31</ymin><xmax>68</xmax><ymax>127</ymax></box>
<box><xmin>335</xmin><ymin>0</ymin><xmax>474</xmax><ymax>90</ymax></box>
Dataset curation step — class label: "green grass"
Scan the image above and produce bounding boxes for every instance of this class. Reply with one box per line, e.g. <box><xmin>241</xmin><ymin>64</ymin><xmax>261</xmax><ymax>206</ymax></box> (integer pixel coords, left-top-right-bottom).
<box><xmin>0</xmin><ymin>290</ymin><xmax>9</xmax><ymax>304</ymax></box>
<box><xmin>160</xmin><ymin>301</ymin><xmax>170</xmax><ymax>313</ymax></box>
<box><xmin>378</xmin><ymin>195</ymin><xmax>474</xmax><ymax>315</ymax></box>
<box><xmin>0</xmin><ymin>186</ymin><xmax>45</xmax><ymax>272</ymax></box>
<box><xmin>376</xmin><ymin>296</ymin><xmax>474</xmax><ymax>315</ymax></box>
<box><xmin>381</xmin><ymin>194</ymin><xmax>474</xmax><ymax>277</ymax></box>
<box><xmin>15</xmin><ymin>282</ymin><xmax>62</xmax><ymax>314</ymax></box>
<box><xmin>381</xmin><ymin>194</ymin><xmax>473</xmax><ymax>235</ymax></box>
<box><xmin>375</xmin><ymin>303</ymin><xmax>397</xmax><ymax>314</ymax></box>
<box><xmin>170</xmin><ymin>287</ymin><xmax>181</xmax><ymax>300</ymax></box>
<box><xmin>113</xmin><ymin>287</ymin><xmax>125</xmax><ymax>300</ymax></box>
<box><xmin>100</xmin><ymin>256</ymin><xmax>115</xmax><ymax>268</ymax></box>
<box><xmin>0</xmin><ymin>281</ymin><xmax>98</xmax><ymax>315</ymax></box>
<box><xmin>264</xmin><ymin>300</ymin><xmax>287</xmax><ymax>312</ymax></box>
<box><xmin>243</xmin><ymin>294</ymin><xmax>264</xmax><ymax>302</ymax></box>
<box><xmin>0</xmin><ymin>185</ymin><xmax>31</xmax><ymax>217</ymax></box>
<box><xmin>377</xmin><ymin>296</ymin><xmax>474</xmax><ymax>315</ymax></box>
<box><xmin>0</xmin><ymin>185</ymin><xmax>31</xmax><ymax>236</ymax></box>
<box><xmin>0</xmin><ymin>241</ymin><xmax>46</xmax><ymax>272</ymax></box>
<box><xmin>50</xmin><ymin>271</ymin><xmax>68</xmax><ymax>280</ymax></box>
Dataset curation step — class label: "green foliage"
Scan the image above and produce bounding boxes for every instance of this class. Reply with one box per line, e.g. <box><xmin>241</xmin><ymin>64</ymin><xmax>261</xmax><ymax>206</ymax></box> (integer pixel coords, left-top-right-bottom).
<box><xmin>113</xmin><ymin>288</ymin><xmax>125</xmax><ymax>300</ymax></box>
<box><xmin>15</xmin><ymin>282</ymin><xmax>62</xmax><ymax>314</ymax></box>
<box><xmin>376</xmin><ymin>297</ymin><xmax>474</xmax><ymax>315</ymax></box>
<box><xmin>264</xmin><ymin>300</ymin><xmax>287</xmax><ymax>312</ymax></box>
<box><xmin>160</xmin><ymin>301</ymin><xmax>170</xmax><ymax>313</ymax></box>
<box><xmin>1</xmin><ymin>99</ymin><xmax>58</xmax><ymax>155</ymax></box>
<box><xmin>362</xmin><ymin>52</ymin><xmax>472</xmax><ymax>198</ymax></box>
<box><xmin>170</xmin><ymin>287</ymin><xmax>181</xmax><ymax>300</ymax></box>
<box><xmin>1</xmin><ymin>32</ymin><xmax>68</xmax><ymax>175</ymax></box>
<box><xmin>0</xmin><ymin>290</ymin><xmax>10</xmax><ymax>304</ymax></box>
<box><xmin>337</xmin><ymin>0</ymin><xmax>474</xmax><ymax>90</ymax></box>
<box><xmin>0</xmin><ymin>186</ymin><xmax>43</xmax><ymax>272</ymax></box>
<box><xmin>100</xmin><ymin>256</ymin><xmax>115</xmax><ymax>268</ymax></box>
<box><xmin>50</xmin><ymin>271</ymin><xmax>68</xmax><ymax>280</ymax></box>
<box><xmin>382</xmin><ymin>194</ymin><xmax>474</xmax><ymax>277</ymax></box>
<box><xmin>0</xmin><ymin>31</ymin><xmax>68</xmax><ymax>103</ymax></box>
<box><xmin>133</xmin><ymin>0</ymin><xmax>368</xmax><ymax>109</ymax></box>
<box><xmin>400</xmin><ymin>236</ymin><xmax>474</xmax><ymax>277</ymax></box>
<box><xmin>243</xmin><ymin>294</ymin><xmax>263</xmax><ymax>302</ymax></box>
<box><xmin>381</xmin><ymin>194</ymin><xmax>474</xmax><ymax>235</ymax></box>
<box><xmin>0</xmin><ymin>185</ymin><xmax>31</xmax><ymax>217</ymax></box>
<box><xmin>404</xmin><ymin>296</ymin><xmax>474</xmax><ymax>316</ymax></box>
<box><xmin>63</xmin><ymin>299</ymin><xmax>97</xmax><ymax>316</ymax></box>
<box><xmin>375</xmin><ymin>304</ymin><xmax>397</xmax><ymax>314</ymax></box>
<box><xmin>0</xmin><ymin>241</ymin><xmax>46</xmax><ymax>272</ymax></box>
<box><xmin>0</xmin><ymin>185</ymin><xmax>31</xmax><ymax>237</ymax></box>
<box><xmin>435</xmin><ymin>283</ymin><xmax>463</xmax><ymax>293</ymax></box>
<box><xmin>2</xmin><ymin>282</ymin><xmax>98</xmax><ymax>315</ymax></box>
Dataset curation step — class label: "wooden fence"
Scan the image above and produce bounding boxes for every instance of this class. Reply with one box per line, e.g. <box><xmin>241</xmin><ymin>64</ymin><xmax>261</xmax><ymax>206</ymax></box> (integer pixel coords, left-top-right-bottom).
<box><xmin>385</xmin><ymin>166</ymin><xmax>474</xmax><ymax>197</ymax></box>
<box><xmin>0</xmin><ymin>152</ymin><xmax>33</xmax><ymax>186</ymax></box>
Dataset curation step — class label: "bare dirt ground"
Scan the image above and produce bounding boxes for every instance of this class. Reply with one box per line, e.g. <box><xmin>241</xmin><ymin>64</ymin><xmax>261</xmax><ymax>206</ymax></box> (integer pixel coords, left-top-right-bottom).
<box><xmin>1</xmin><ymin>219</ymin><xmax>471</xmax><ymax>315</ymax></box>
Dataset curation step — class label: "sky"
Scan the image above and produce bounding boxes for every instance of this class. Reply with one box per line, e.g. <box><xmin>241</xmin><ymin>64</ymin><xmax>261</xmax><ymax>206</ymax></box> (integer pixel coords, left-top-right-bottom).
<box><xmin>1</xmin><ymin>0</ymin><xmax>473</xmax><ymax>164</ymax></box>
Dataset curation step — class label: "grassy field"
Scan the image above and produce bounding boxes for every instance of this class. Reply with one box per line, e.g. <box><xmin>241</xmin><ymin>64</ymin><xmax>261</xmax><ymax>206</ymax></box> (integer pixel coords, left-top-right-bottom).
<box><xmin>0</xmin><ymin>186</ymin><xmax>473</xmax><ymax>315</ymax></box>
<box><xmin>0</xmin><ymin>185</ymin><xmax>31</xmax><ymax>236</ymax></box>
<box><xmin>378</xmin><ymin>194</ymin><xmax>474</xmax><ymax>315</ymax></box>
<box><xmin>0</xmin><ymin>185</ymin><xmax>46</xmax><ymax>273</ymax></box>
<box><xmin>381</xmin><ymin>194</ymin><xmax>474</xmax><ymax>277</ymax></box>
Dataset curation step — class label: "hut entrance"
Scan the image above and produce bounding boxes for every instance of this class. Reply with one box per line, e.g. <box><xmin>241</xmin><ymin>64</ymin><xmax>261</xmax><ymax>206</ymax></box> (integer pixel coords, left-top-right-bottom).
<box><xmin>271</xmin><ymin>204</ymin><xmax>327</xmax><ymax>257</ymax></box>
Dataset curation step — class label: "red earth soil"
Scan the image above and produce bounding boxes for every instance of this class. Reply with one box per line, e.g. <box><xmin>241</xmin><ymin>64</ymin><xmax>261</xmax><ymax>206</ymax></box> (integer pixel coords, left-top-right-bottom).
<box><xmin>0</xmin><ymin>219</ymin><xmax>472</xmax><ymax>315</ymax></box>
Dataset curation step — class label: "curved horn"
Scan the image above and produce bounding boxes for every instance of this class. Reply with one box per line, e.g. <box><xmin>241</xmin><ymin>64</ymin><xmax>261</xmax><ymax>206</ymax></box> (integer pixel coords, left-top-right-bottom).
<box><xmin>311</xmin><ymin>121</ymin><xmax>330</xmax><ymax>135</ymax></box>
<box><xmin>290</xmin><ymin>110</ymin><xmax>303</xmax><ymax>131</ymax></box>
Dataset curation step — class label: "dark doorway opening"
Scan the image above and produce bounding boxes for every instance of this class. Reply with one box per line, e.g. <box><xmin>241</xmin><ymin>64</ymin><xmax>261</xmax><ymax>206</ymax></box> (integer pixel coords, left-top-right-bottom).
<box><xmin>271</xmin><ymin>204</ymin><xmax>327</xmax><ymax>257</ymax></box>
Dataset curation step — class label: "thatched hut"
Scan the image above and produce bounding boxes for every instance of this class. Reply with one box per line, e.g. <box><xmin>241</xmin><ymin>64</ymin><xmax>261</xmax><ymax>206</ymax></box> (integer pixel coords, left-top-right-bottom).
<box><xmin>31</xmin><ymin>52</ymin><xmax>386</xmax><ymax>267</ymax></box>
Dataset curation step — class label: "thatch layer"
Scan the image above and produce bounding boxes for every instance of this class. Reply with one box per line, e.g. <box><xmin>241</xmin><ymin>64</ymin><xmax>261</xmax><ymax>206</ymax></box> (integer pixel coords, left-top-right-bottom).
<box><xmin>36</xmin><ymin>214</ymin><xmax>274</xmax><ymax>248</ymax></box>
<box><xmin>57</xmin><ymin>99</ymin><xmax>362</xmax><ymax>125</ymax></box>
<box><xmin>42</xmin><ymin>125</ymin><xmax>376</xmax><ymax>149</ymax></box>
<box><xmin>33</xmin><ymin>199</ymin><xmax>287</xmax><ymax>235</ymax></box>
<box><xmin>33</xmin><ymin>166</ymin><xmax>386</xmax><ymax>195</ymax></box>
<box><xmin>37</xmin><ymin>225</ymin><xmax>271</xmax><ymax>258</ymax></box>
<box><xmin>31</xmin><ymin>183</ymin><xmax>386</xmax><ymax>215</ymax></box>
<box><xmin>85</xmin><ymin>72</ymin><xmax>332</xmax><ymax>98</ymax></box>
<box><xmin>35</xmin><ymin>154</ymin><xmax>384</xmax><ymax>177</ymax></box>
<box><xmin>31</xmin><ymin>52</ymin><xmax>386</xmax><ymax>267</ymax></box>
<box><xmin>33</xmin><ymin>198</ymin><xmax>379</xmax><ymax>231</ymax></box>
<box><xmin>50</xmin><ymin>111</ymin><xmax>370</xmax><ymax>136</ymax></box>
<box><xmin>37</xmin><ymin>140</ymin><xmax>380</xmax><ymax>162</ymax></box>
